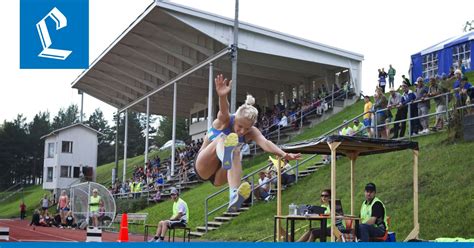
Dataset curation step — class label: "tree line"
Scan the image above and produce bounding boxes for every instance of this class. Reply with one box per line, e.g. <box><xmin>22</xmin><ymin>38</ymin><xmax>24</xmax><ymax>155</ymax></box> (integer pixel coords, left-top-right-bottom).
<box><xmin>0</xmin><ymin>104</ymin><xmax>189</xmax><ymax>190</ymax></box>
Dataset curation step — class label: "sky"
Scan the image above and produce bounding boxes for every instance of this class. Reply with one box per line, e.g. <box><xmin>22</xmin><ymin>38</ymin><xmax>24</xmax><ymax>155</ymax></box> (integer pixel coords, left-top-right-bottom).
<box><xmin>1</xmin><ymin>0</ymin><xmax>473</xmax><ymax>125</ymax></box>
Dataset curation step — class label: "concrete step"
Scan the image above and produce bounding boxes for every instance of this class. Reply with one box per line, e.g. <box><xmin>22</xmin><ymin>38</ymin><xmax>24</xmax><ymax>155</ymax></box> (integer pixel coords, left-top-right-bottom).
<box><xmin>238</xmin><ymin>207</ymin><xmax>250</xmax><ymax>212</ymax></box>
<box><xmin>214</xmin><ymin>216</ymin><xmax>233</xmax><ymax>222</ymax></box>
<box><xmin>189</xmin><ymin>231</ymin><xmax>204</xmax><ymax>238</ymax></box>
<box><xmin>196</xmin><ymin>226</ymin><xmax>218</xmax><ymax>232</ymax></box>
<box><xmin>207</xmin><ymin>221</ymin><xmax>224</xmax><ymax>227</ymax></box>
<box><xmin>223</xmin><ymin>212</ymin><xmax>241</xmax><ymax>217</ymax></box>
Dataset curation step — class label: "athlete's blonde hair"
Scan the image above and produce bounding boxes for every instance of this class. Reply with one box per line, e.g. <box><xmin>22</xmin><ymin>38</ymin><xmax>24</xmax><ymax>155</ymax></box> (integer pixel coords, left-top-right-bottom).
<box><xmin>235</xmin><ymin>94</ymin><xmax>258</xmax><ymax>125</ymax></box>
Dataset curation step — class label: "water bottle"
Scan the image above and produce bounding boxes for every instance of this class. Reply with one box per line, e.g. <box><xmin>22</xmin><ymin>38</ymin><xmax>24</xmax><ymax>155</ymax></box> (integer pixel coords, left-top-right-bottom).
<box><xmin>289</xmin><ymin>203</ymin><xmax>297</xmax><ymax>216</ymax></box>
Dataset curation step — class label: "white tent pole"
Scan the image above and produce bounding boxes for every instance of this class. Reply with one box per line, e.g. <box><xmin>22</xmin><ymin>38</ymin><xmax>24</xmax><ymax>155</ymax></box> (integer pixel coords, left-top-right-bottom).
<box><xmin>207</xmin><ymin>63</ymin><xmax>214</xmax><ymax>130</ymax></box>
<box><xmin>122</xmin><ymin>110</ymin><xmax>128</xmax><ymax>183</ymax></box>
<box><xmin>171</xmin><ymin>83</ymin><xmax>177</xmax><ymax>177</ymax></box>
<box><xmin>145</xmin><ymin>97</ymin><xmax>150</xmax><ymax>173</ymax></box>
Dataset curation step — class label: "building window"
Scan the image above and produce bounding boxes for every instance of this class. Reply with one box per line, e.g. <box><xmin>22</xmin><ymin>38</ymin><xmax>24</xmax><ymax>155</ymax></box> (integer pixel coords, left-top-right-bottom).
<box><xmin>46</xmin><ymin>167</ymin><xmax>53</xmax><ymax>182</ymax></box>
<box><xmin>452</xmin><ymin>42</ymin><xmax>471</xmax><ymax>71</ymax></box>
<box><xmin>198</xmin><ymin>109</ymin><xmax>206</xmax><ymax>122</ymax></box>
<box><xmin>61</xmin><ymin>141</ymin><xmax>73</xmax><ymax>153</ymax></box>
<box><xmin>47</xmin><ymin>143</ymin><xmax>54</xmax><ymax>158</ymax></box>
<box><xmin>73</xmin><ymin>167</ymin><xmax>81</xmax><ymax>178</ymax></box>
<box><xmin>422</xmin><ymin>52</ymin><xmax>438</xmax><ymax>79</ymax></box>
<box><xmin>60</xmin><ymin>166</ymin><xmax>72</xmax><ymax>178</ymax></box>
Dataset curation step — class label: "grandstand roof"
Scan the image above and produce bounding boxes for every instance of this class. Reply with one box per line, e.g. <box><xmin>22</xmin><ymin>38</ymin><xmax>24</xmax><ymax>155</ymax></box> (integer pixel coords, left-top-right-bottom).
<box><xmin>71</xmin><ymin>1</ymin><xmax>363</xmax><ymax>117</ymax></box>
<box><xmin>280</xmin><ymin>135</ymin><xmax>419</xmax><ymax>156</ymax></box>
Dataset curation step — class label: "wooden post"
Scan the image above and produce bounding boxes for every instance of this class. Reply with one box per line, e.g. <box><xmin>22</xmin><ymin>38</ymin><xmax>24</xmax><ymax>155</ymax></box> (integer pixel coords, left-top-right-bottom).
<box><xmin>276</xmin><ymin>156</ymin><xmax>283</xmax><ymax>241</ymax></box>
<box><xmin>405</xmin><ymin>149</ymin><xmax>420</xmax><ymax>241</ymax></box>
<box><xmin>347</xmin><ymin>152</ymin><xmax>359</xmax><ymax>216</ymax></box>
<box><xmin>328</xmin><ymin>141</ymin><xmax>341</xmax><ymax>242</ymax></box>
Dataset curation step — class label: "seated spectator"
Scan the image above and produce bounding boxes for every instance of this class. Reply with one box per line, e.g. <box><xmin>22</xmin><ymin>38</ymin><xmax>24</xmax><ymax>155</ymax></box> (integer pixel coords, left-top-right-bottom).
<box><xmin>268</xmin><ymin>156</ymin><xmax>295</xmax><ymax>187</ymax></box>
<box><xmin>63</xmin><ymin>211</ymin><xmax>77</xmax><ymax>229</ymax></box>
<box><xmin>152</xmin><ymin>190</ymin><xmax>162</xmax><ymax>203</ymax></box>
<box><xmin>254</xmin><ymin>171</ymin><xmax>272</xmax><ymax>202</ymax></box>
<box><xmin>278</xmin><ymin>113</ymin><xmax>289</xmax><ymax>128</ymax></box>
<box><xmin>339</xmin><ymin>120</ymin><xmax>354</xmax><ymax>136</ymax></box>
<box><xmin>352</xmin><ymin>119</ymin><xmax>367</xmax><ymax>136</ymax></box>
<box><xmin>148</xmin><ymin>188</ymin><xmax>188</xmax><ymax>242</ymax></box>
<box><xmin>30</xmin><ymin>209</ymin><xmax>41</xmax><ymax>226</ymax></box>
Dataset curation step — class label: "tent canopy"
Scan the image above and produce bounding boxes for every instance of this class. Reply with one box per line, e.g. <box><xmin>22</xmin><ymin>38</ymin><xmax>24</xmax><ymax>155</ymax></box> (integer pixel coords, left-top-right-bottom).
<box><xmin>280</xmin><ymin>135</ymin><xmax>419</xmax><ymax>156</ymax></box>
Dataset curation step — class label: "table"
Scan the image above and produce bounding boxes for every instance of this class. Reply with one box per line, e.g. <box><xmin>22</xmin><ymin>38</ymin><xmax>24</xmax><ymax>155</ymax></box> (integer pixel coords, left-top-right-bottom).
<box><xmin>273</xmin><ymin>215</ymin><xmax>360</xmax><ymax>242</ymax></box>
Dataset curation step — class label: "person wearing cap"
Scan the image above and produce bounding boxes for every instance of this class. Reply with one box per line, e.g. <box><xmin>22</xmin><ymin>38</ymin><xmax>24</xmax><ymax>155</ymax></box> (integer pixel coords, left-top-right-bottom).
<box><xmin>453</xmin><ymin>75</ymin><xmax>473</xmax><ymax>107</ymax></box>
<box><xmin>415</xmin><ymin>78</ymin><xmax>430</xmax><ymax>134</ymax></box>
<box><xmin>358</xmin><ymin>183</ymin><xmax>387</xmax><ymax>242</ymax></box>
<box><xmin>89</xmin><ymin>188</ymin><xmax>103</xmax><ymax>227</ymax></box>
<box><xmin>149</xmin><ymin>188</ymin><xmax>189</xmax><ymax>242</ymax></box>
<box><xmin>352</xmin><ymin>119</ymin><xmax>366</xmax><ymax>136</ymax></box>
<box><xmin>373</xmin><ymin>88</ymin><xmax>388</xmax><ymax>139</ymax></box>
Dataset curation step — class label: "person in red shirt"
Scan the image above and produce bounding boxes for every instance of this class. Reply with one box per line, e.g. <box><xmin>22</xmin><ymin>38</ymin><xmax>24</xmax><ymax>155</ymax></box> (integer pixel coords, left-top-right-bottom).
<box><xmin>20</xmin><ymin>201</ymin><xmax>26</xmax><ymax>220</ymax></box>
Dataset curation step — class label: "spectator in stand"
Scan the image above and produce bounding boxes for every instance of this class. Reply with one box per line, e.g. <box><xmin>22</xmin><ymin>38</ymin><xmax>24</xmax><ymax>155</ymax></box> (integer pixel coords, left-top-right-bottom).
<box><xmin>40</xmin><ymin>194</ymin><xmax>50</xmax><ymax>216</ymax></box>
<box><xmin>387</xmin><ymin>87</ymin><xmax>402</xmax><ymax>138</ymax></box>
<box><xmin>415</xmin><ymin>78</ymin><xmax>430</xmax><ymax>134</ymax></box>
<box><xmin>373</xmin><ymin>88</ymin><xmax>388</xmax><ymax>139</ymax></box>
<box><xmin>278</xmin><ymin>112</ymin><xmax>288</xmax><ymax>128</ymax></box>
<box><xmin>269</xmin><ymin>156</ymin><xmax>296</xmax><ymax>187</ymax></box>
<box><xmin>20</xmin><ymin>201</ymin><xmax>26</xmax><ymax>220</ymax></box>
<box><xmin>378</xmin><ymin>68</ymin><xmax>388</xmax><ymax>93</ymax></box>
<box><xmin>149</xmin><ymin>188</ymin><xmax>188</xmax><ymax>242</ymax></box>
<box><xmin>428</xmin><ymin>77</ymin><xmax>447</xmax><ymax>130</ymax></box>
<box><xmin>448</xmin><ymin>66</ymin><xmax>455</xmax><ymax>79</ymax></box>
<box><xmin>458</xmin><ymin>59</ymin><xmax>466</xmax><ymax>74</ymax></box>
<box><xmin>454</xmin><ymin>74</ymin><xmax>473</xmax><ymax>107</ymax></box>
<box><xmin>401</xmin><ymin>75</ymin><xmax>412</xmax><ymax>88</ymax></box>
<box><xmin>352</xmin><ymin>119</ymin><xmax>367</xmax><ymax>136</ymax></box>
<box><xmin>399</xmin><ymin>82</ymin><xmax>420</xmax><ymax>136</ymax></box>
<box><xmin>388</xmin><ymin>65</ymin><xmax>396</xmax><ymax>89</ymax></box>
<box><xmin>57</xmin><ymin>190</ymin><xmax>69</xmax><ymax>224</ymax></box>
<box><xmin>363</xmin><ymin>96</ymin><xmax>373</xmax><ymax>137</ymax></box>
<box><xmin>339</xmin><ymin>120</ymin><xmax>354</xmax><ymax>136</ymax></box>
<box><xmin>254</xmin><ymin>171</ymin><xmax>271</xmax><ymax>201</ymax></box>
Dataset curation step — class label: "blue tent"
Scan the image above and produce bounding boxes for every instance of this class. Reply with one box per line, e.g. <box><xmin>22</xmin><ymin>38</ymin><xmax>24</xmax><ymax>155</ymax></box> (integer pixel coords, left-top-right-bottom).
<box><xmin>411</xmin><ymin>31</ymin><xmax>474</xmax><ymax>81</ymax></box>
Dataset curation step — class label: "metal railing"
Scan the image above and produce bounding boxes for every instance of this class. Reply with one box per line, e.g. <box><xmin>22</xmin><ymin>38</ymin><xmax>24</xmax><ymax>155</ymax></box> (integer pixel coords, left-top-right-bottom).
<box><xmin>203</xmin><ymin>154</ymin><xmax>318</xmax><ymax>232</ymax></box>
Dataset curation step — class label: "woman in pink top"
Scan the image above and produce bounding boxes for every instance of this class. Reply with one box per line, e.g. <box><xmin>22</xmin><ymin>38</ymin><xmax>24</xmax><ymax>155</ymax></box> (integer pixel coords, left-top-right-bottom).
<box><xmin>57</xmin><ymin>190</ymin><xmax>69</xmax><ymax>224</ymax></box>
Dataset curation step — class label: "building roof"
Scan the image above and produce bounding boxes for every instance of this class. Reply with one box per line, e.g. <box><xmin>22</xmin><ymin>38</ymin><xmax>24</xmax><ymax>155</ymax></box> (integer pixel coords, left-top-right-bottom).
<box><xmin>40</xmin><ymin>123</ymin><xmax>103</xmax><ymax>140</ymax></box>
<box><xmin>417</xmin><ymin>31</ymin><xmax>474</xmax><ymax>56</ymax></box>
<box><xmin>71</xmin><ymin>1</ymin><xmax>363</xmax><ymax>117</ymax></box>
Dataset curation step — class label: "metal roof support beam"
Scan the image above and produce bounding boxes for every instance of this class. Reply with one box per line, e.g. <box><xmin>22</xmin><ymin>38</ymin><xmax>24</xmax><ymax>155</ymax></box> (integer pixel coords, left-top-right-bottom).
<box><xmin>83</xmin><ymin>75</ymin><xmax>137</xmax><ymax>100</ymax></box>
<box><xmin>101</xmin><ymin>60</ymin><xmax>157</xmax><ymax>90</ymax></box>
<box><xmin>142</xmin><ymin>20</ymin><xmax>214</xmax><ymax>56</ymax></box>
<box><xmin>109</xmin><ymin>52</ymin><xmax>168</xmax><ymax>84</ymax></box>
<box><xmin>79</xmin><ymin>84</ymin><xmax>127</xmax><ymax>107</ymax></box>
<box><xmin>93</xmin><ymin>68</ymin><xmax>147</xmax><ymax>95</ymax></box>
<box><xmin>119</xmin><ymin>47</ymin><xmax>230</xmax><ymax>112</ymax></box>
<box><xmin>130</xmin><ymin>32</ymin><xmax>197</xmax><ymax>66</ymax></box>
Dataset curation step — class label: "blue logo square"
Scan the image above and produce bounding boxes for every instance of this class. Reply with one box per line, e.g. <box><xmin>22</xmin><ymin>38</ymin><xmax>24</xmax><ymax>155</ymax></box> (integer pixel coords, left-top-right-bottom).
<box><xmin>20</xmin><ymin>0</ymin><xmax>89</xmax><ymax>69</ymax></box>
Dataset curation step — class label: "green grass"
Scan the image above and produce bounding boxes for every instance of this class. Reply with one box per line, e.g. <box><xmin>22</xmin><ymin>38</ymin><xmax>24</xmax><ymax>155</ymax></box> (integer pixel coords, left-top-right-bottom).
<box><xmin>0</xmin><ymin>185</ymin><xmax>50</xmax><ymax>218</ymax></box>
<box><xmin>203</xmin><ymin>132</ymin><xmax>474</xmax><ymax>241</ymax></box>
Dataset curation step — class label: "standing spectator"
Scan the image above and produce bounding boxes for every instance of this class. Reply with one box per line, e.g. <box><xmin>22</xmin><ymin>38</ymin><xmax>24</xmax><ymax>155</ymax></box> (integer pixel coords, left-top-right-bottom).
<box><xmin>40</xmin><ymin>194</ymin><xmax>50</xmax><ymax>216</ymax></box>
<box><xmin>393</xmin><ymin>83</ymin><xmax>413</xmax><ymax>138</ymax></box>
<box><xmin>453</xmin><ymin>74</ymin><xmax>472</xmax><ymax>107</ymax></box>
<box><xmin>415</xmin><ymin>78</ymin><xmax>430</xmax><ymax>134</ymax></box>
<box><xmin>387</xmin><ymin>87</ymin><xmax>402</xmax><ymax>138</ymax></box>
<box><xmin>401</xmin><ymin>75</ymin><xmax>412</xmax><ymax>87</ymax></box>
<box><xmin>149</xmin><ymin>188</ymin><xmax>188</xmax><ymax>242</ymax></box>
<box><xmin>363</xmin><ymin>96</ymin><xmax>373</xmax><ymax>137</ymax></box>
<box><xmin>20</xmin><ymin>201</ymin><xmax>26</xmax><ymax>220</ymax></box>
<box><xmin>89</xmin><ymin>188</ymin><xmax>103</xmax><ymax>227</ymax></box>
<box><xmin>388</xmin><ymin>65</ymin><xmax>396</xmax><ymax>89</ymax></box>
<box><xmin>373</xmin><ymin>89</ymin><xmax>388</xmax><ymax>139</ymax></box>
<box><xmin>428</xmin><ymin>77</ymin><xmax>447</xmax><ymax>130</ymax></box>
<box><xmin>57</xmin><ymin>190</ymin><xmax>69</xmax><ymax>224</ymax></box>
<box><xmin>378</xmin><ymin>68</ymin><xmax>388</xmax><ymax>93</ymax></box>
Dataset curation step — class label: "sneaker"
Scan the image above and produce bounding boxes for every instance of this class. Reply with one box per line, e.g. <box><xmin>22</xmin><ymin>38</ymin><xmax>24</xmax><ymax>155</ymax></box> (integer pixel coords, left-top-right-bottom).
<box><xmin>148</xmin><ymin>238</ymin><xmax>157</xmax><ymax>242</ymax></box>
<box><xmin>222</xmin><ymin>133</ymin><xmax>238</xmax><ymax>170</ymax></box>
<box><xmin>227</xmin><ymin>182</ymin><xmax>251</xmax><ymax>212</ymax></box>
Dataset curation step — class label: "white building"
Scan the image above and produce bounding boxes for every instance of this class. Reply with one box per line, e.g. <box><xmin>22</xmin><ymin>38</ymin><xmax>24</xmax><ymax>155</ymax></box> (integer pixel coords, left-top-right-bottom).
<box><xmin>41</xmin><ymin>123</ymin><xmax>101</xmax><ymax>190</ymax></box>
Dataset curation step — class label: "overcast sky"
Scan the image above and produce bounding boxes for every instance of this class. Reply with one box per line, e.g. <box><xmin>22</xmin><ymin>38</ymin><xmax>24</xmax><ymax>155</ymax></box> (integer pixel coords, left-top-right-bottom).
<box><xmin>1</xmin><ymin>0</ymin><xmax>473</xmax><ymax>124</ymax></box>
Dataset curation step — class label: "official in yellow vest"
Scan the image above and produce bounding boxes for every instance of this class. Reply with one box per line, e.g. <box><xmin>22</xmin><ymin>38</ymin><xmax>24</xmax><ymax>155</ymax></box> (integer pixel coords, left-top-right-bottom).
<box><xmin>89</xmin><ymin>188</ymin><xmax>103</xmax><ymax>227</ymax></box>
<box><xmin>358</xmin><ymin>183</ymin><xmax>387</xmax><ymax>242</ymax></box>
<box><xmin>149</xmin><ymin>187</ymin><xmax>189</xmax><ymax>242</ymax></box>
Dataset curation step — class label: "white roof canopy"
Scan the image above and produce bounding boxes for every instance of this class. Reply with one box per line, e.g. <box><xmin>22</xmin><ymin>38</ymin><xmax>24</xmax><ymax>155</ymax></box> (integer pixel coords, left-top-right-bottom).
<box><xmin>72</xmin><ymin>1</ymin><xmax>363</xmax><ymax>117</ymax></box>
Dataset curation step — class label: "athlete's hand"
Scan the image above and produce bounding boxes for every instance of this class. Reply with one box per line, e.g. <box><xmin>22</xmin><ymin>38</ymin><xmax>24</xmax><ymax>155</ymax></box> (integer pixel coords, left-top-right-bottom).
<box><xmin>215</xmin><ymin>74</ymin><xmax>232</xmax><ymax>97</ymax></box>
